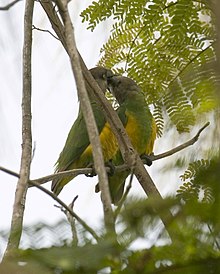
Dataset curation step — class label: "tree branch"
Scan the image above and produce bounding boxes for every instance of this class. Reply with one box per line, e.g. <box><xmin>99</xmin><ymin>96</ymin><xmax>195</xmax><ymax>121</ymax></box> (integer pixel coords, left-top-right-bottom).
<box><xmin>0</xmin><ymin>120</ymin><xmax>209</xmax><ymax>244</ymax></box>
<box><xmin>151</xmin><ymin>122</ymin><xmax>210</xmax><ymax>161</ymax></box>
<box><xmin>0</xmin><ymin>121</ymin><xmax>209</xmax><ymax>186</ymax></box>
<box><xmin>76</xmin><ymin>53</ymin><xmax>177</xmax><ymax>241</ymax></box>
<box><xmin>31</xmin><ymin>121</ymin><xmax>209</xmax><ymax>184</ymax></box>
<box><xmin>40</xmin><ymin>0</ymin><xmax>67</xmax><ymax>50</ymax></box>
<box><xmin>65</xmin><ymin>196</ymin><xmax>79</xmax><ymax>246</ymax></box>
<box><xmin>0</xmin><ymin>167</ymin><xmax>99</xmax><ymax>242</ymax></box>
<box><xmin>32</xmin><ymin>25</ymin><xmax>60</xmax><ymax>40</ymax></box>
<box><xmin>0</xmin><ymin>166</ymin><xmax>20</xmax><ymax>178</ymax></box>
<box><xmin>0</xmin><ymin>0</ymin><xmax>22</xmax><ymax>11</ymax></box>
<box><xmin>29</xmin><ymin>181</ymin><xmax>99</xmax><ymax>242</ymax></box>
<box><xmin>38</xmin><ymin>0</ymin><xmax>201</xmax><ymax>241</ymax></box>
<box><xmin>3</xmin><ymin>0</ymin><xmax>34</xmax><ymax>258</ymax></box>
<box><xmin>53</xmin><ymin>0</ymin><xmax>115</xmax><ymax>234</ymax></box>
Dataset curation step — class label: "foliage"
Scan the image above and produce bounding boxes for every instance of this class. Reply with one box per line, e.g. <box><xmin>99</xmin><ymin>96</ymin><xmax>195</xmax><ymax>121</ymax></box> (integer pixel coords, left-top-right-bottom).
<box><xmin>1</xmin><ymin>189</ymin><xmax>220</xmax><ymax>273</ymax></box>
<box><xmin>81</xmin><ymin>0</ymin><xmax>218</xmax><ymax>135</ymax></box>
<box><xmin>1</xmin><ymin>0</ymin><xmax>220</xmax><ymax>273</ymax></box>
<box><xmin>1</xmin><ymin>158</ymin><xmax>220</xmax><ymax>272</ymax></box>
<box><xmin>177</xmin><ymin>159</ymin><xmax>213</xmax><ymax>203</ymax></box>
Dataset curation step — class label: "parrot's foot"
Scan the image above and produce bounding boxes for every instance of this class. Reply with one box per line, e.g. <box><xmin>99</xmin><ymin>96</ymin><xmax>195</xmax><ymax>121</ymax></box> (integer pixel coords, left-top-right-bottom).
<box><xmin>85</xmin><ymin>163</ymin><xmax>97</xmax><ymax>177</ymax></box>
<box><xmin>105</xmin><ymin>160</ymin><xmax>115</xmax><ymax>176</ymax></box>
<box><xmin>141</xmin><ymin>154</ymin><xmax>152</xmax><ymax>166</ymax></box>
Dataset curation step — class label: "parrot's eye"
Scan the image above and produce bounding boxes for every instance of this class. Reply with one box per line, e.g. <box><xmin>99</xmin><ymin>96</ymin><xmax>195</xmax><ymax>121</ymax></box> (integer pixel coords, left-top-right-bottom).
<box><xmin>102</xmin><ymin>74</ymin><xmax>107</xmax><ymax>80</ymax></box>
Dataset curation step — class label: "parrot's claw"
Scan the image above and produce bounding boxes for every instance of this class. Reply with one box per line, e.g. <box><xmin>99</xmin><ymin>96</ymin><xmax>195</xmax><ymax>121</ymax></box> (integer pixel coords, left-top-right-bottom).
<box><xmin>105</xmin><ymin>160</ymin><xmax>115</xmax><ymax>176</ymax></box>
<box><xmin>141</xmin><ymin>154</ymin><xmax>152</xmax><ymax>166</ymax></box>
<box><xmin>85</xmin><ymin>163</ymin><xmax>97</xmax><ymax>177</ymax></box>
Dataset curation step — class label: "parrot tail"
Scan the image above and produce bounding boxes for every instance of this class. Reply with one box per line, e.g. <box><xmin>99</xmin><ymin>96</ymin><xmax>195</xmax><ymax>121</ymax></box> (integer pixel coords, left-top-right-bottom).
<box><xmin>51</xmin><ymin>175</ymin><xmax>75</xmax><ymax>196</ymax></box>
<box><xmin>95</xmin><ymin>170</ymin><xmax>129</xmax><ymax>205</ymax></box>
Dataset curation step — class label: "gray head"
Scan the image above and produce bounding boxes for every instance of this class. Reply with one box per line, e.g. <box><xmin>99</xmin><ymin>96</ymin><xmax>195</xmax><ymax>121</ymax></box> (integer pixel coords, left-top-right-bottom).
<box><xmin>107</xmin><ymin>75</ymin><xmax>141</xmax><ymax>105</ymax></box>
<box><xmin>89</xmin><ymin>66</ymin><xmax>114</xmax><ymax>92</ymax></box>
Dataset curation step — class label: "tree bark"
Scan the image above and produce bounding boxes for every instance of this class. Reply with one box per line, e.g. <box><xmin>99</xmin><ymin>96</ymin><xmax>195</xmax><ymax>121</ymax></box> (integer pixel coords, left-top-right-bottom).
<box><xmin>54</xmin><ymin>0</ymin><xmax>115</xmax><ymax>234</ymax></box>
<box><xmin>3</xmin><ymin>0</ymin><xmax>34</xmax><ymax>257</ymax></box>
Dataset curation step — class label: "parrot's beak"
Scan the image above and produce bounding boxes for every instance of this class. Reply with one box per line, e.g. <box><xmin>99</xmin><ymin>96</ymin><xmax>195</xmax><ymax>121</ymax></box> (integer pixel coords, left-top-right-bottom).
<box><xmin>106</xmin><ymin>70</ymin><xmax>114</xmax><ymax>79</ymax></box>
<box><xmin>107</xmin><ymin>75</ymin><xmax>121</xmax><ymax>94</ymax></box>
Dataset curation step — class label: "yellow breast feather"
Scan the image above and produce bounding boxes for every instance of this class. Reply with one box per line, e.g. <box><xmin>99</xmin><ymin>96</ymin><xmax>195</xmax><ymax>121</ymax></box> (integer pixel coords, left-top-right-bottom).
<box><xmin>79</xmin><ymin>122</ymin><xmax>118</xmax><ymax>165</ymax></box>
<box><xmin>145</xmin><ymin>118</ymin><xmax>157</xmax><ymax>155</ymax></box>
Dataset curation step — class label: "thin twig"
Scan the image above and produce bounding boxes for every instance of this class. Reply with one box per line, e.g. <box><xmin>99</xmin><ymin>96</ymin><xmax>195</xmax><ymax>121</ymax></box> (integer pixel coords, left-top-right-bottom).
<box><xmin>54</xmin><ymin>196</ymin><xmax>79</xmax><ymax>246</ymax></box>
<box><xmin>3</xmin><ymin>0</ymin><xmax>34</xmax><ymax>258</ymax></box>
<box><xmin>0</xmin><ymin>166</ymin><xmax>20</xmax><ymax>178</ymax></box>
<box><xmin>0</xmin><ymin>0</ymin><xmax>22</xmax><ymax>11</ymax></box>
<box><xmin>31</xmin><ymin>168</ymin><xmax>95</xmax><ymax>185</ymax></box>
<box><xmin>32</xmin><ymin>121</ymin><xmax>210</xmax><ymax>184</ymax></box>
<box><xmin>151</xmin><ymin>122</ymin><xmax>210</xmax><ymax>161</ymax></box>
<box><xmin>32</xmin><ymin>25</ymin><xmax>60</xmax><ymax>40</ymax></box>
<box><xmin>66</xmin><ymin>196</ymin><xmax>79</xmax><ymax>246</ymax></box>
<box><xmin>0</xmin><ymin>115</ymin><xmax>207</xmax><ymax>244</ymax></box>
<box><xmin>29</xmin><ymin>180</ymin><xmax>99</xmax><ymax>242</ymax></box>
<box><xmin>114</xmin><ymin>173</ymin><xmax>134</xmax><ymax>218</ymax></box>
<box><xmin>0</xmin><ymin>122</ymin><xmax>209</xmax><ymax>186</ymax></box>
<box><xmin>0</xmin><ymin>166</ymin><xmax>99</xmax><ymax>241</ymax></box>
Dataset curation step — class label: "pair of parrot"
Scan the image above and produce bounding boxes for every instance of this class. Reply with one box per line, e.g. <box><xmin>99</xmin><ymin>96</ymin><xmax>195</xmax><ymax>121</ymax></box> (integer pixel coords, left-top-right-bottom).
<box><xmin>51</xmin><ymin>67</ymin><xmax>157</xmax><ymax>204</ymax></box>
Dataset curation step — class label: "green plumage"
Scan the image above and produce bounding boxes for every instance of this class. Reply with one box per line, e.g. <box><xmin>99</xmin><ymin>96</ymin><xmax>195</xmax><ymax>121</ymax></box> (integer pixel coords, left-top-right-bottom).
<box><xmin>51</xmin><ymin>67</ymin><xmax>114</xmax><ymax>195</ymax></box>
<box><xmin>107</xmin><ymin>76</ymin><xmax>157</xmax><ymax>204</ymax></box>
<box><xmin>55</xmin><ymin>101</ymin><xmax>106</xmax><ymax>172</ymax></box>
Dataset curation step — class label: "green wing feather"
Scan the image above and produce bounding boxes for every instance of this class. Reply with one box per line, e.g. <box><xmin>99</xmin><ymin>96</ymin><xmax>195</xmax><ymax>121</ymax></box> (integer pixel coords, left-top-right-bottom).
<box><xmin>52</xmin><ymin>66</ymin><xmax>114</xmax><ymax>195</ymax></box>
<box><xmin>52</xmin><ymin>100</ymin><xmax>106</xmax><ymax>195</ymax></box>
<box><xmin>55</xmin><ymin>101</ymin><xmax>106</xmax><ymax>172</ymax></box>
<box><xmin>116</xmin><ymin>104</ymin><xmax>127</xmax><ymax>126</ymax></box>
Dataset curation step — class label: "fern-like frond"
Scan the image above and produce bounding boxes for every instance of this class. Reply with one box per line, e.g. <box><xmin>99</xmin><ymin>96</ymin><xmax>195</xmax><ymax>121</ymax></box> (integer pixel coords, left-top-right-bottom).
<box><xmin>177</xmin><ymin>181</ymin><xmax>200</xmax><ymax>201</ymax></box>
<box><xmin>82</xmin><ymin>0</ymin><xmax>218</xmax><ymax>134</ymax></box>
<box><xmin>81</xmin><ymin>0</ymin><xmax>149</xmax><ymax>31</ymax></box>
<box><xmin>153</xmin><ymin>102</ymin><xmax>164</xmax><ymax>137</ymax></box>
<box><xmin>180</xmin><ymin>159</ymin><xmax>210</xmax><ymax>181</ymax></box>
<box><xmin>177</xmin><ymin>159</ymin><xmax>212</xmax><ymax>203</ymax></box>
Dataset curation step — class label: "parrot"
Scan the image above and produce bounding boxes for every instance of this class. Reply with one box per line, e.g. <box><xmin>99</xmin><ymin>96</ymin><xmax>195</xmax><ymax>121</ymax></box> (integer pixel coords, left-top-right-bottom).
<box><xmin>51</xmin><ymin>66</ymin><xmax>118</xmax><ymax>195</ymax></box>
<box><xmin>96</xmin><ymin>75</ymin><xmax>157</xmax><ymax>204</ymax></box>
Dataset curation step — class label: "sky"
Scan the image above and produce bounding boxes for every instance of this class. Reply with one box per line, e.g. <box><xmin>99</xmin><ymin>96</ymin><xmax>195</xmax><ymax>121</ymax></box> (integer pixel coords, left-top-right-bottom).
<box><xmin>0</xmin><ymin>0</ymin><xmax>212</xmax><ymax>257</ymax></box>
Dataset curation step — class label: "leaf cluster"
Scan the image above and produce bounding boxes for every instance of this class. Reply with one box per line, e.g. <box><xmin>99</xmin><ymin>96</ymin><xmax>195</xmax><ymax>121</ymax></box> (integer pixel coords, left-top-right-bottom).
<box><xmin>177</xmin><ymin>159</ymin><xmax>213</xmax><ymax>203</ymax></box>
<box><xmin>2</xmin><ymin>192</ymin><xmax>220</xmax><ymax>273</ymax></box>
<box><xmin>2</xmin><ymin>155</ymin><xmax>220</xmax><ymax>271</ymax></box>
<box><xmin>81</xmin><ymin>0</ymin><xmax>218</xmax><ymax>135</ymax></box>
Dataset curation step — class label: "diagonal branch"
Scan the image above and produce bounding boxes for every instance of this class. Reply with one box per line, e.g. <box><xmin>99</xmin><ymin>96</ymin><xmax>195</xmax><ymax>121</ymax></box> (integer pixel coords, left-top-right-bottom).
<box><xmin>29</xmin><ymin>180</ymin><xmax>99</xmax><ymax>242</ymax></box>
<box><xmin>52</xmin><ymin>0</ymin><xmax>115</xmax><ymax>234</ymax></box>
<box><xmin>0</xmin><ymin>121</ymin><xmax>209</xmax><ymax>187</ymax></box>
<box><xmin>151</xmin><ymin>122</ymin><xmax>210</xmax><ymax>161</ymax></box>
<box><xmin>3</xmin><ymin>0</ymin><xmax>34</xmax><ymax>258</ymax></box>
<box><xmin>32</xmin><ymin>25</ymin><xmax>60</xmax><ymax>40</ymax></box>
<box><xmin>0</xmin><ymin>119</ymin><xmax>209</xmax><ymax>243</ymax></box>
<box><xmin>0</xmin><ymin>0</ymin><xmax>22</xmax><ymax>11</ymax></box>
<box><xmin>0</xmin><ymin>166</ymin><xmax>20</xmax><ymax>178</ymax></box>
<box><xmin>0</xmin><ymin>167</ymin><xmax>98</xmax><ymax>242</ymax></box>
<box><xmin>39</xmin><ymin>0</ymin><xmax>178</xmax><ymax>241</ymax></box>
<box><xmin>79</xmin><ymin>61</ymin><xmax>177</xmax><ymax>241</ymax></box>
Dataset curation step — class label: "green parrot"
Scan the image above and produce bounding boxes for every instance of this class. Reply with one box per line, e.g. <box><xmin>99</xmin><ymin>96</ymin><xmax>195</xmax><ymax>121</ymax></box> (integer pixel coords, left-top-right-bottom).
<box><xmin>51</xmin><ymin>67</ymin><xmax>118</xmax><ymax>195</ymax></box>
<box><xmin>96</xmin><ymin>75</ymin><xmax>157</xmax><ymax>204</ymax></box>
